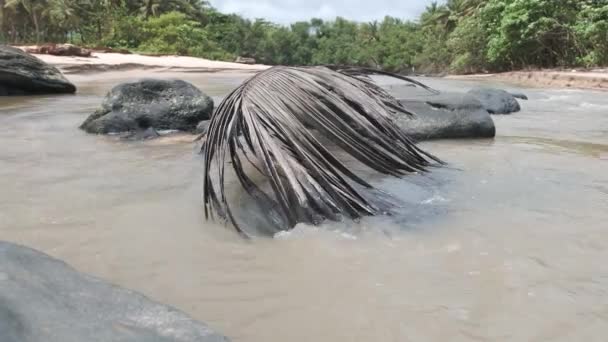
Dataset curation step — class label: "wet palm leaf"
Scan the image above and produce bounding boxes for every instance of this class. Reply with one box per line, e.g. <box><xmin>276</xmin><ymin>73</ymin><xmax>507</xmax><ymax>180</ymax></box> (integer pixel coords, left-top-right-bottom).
<box><xmin>202</xmin><ymin>66</ymin><xmax>441</xmax><ymax>236</ymax></box>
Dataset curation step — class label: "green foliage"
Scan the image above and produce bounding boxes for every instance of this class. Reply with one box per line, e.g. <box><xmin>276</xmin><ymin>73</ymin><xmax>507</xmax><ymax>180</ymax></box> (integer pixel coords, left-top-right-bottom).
<box><xmin>414</xmin><ymin>23</ymin><xmax>451</xmax><ymax>74</ymax></box>
<box><xmin>2</xmin><ymin>0</ymin><xmax>608</xmax><ymax>73</ymax></box>
<box><xmin>103</xmin><ymin>10</ymin><xmax>145</xmax><ymax>48</ymax></box>
<box><xmin>136</xmin><ymin>11</ymin><xmax>229</xmax><ymax>60</ymax></box>
<box><xmin>574</xmin><ymin>1</ymin><xmax>608</xmax><ymax>66</ymax></box>
<box><xmin>484</xmin><ymin>0</ymin><xmax>581</xmax><ymax>69</ymax></box>
<box><xmin>366</xmin><ymin>18</ymin><xmax>422</xmax><ymax>72</ymax></box>
<box><xmin>447</xmin><ymin>13</ymin><xmax>488</xmax><ymax>73</ymax></box>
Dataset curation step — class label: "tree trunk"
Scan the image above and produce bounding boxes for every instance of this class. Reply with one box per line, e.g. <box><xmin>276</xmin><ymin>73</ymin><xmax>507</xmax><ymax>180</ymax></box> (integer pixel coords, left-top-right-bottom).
<box><xmin>145</xmin><ymin>0</ymin><xmax>153</xmax><ymax>19</ymax></box>
<box><xmin>79</xmin><ymin>28</ymin><xmax>86</xmax><ymax>45</ymax></box>
<box><xmin>97</xmin><ymin>19</ymin><xmax>102</xmax><ymax>41</ymax></box>
<box><xmin>32</xmin><ymin>11</ymin><xmax>40</xmax><ymax>43</ymax></box>
<box><xmin>0</xmin><ymin>0</ymin><xmax>4</xmax><ymax>41</ymax></box>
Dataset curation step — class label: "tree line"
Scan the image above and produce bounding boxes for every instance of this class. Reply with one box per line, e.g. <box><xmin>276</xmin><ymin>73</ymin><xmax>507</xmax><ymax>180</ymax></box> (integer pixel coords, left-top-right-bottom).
<box><xmin>1</xmin><ymin>0</ymin><xmax>607</xmax><ymax>73</ymax></box>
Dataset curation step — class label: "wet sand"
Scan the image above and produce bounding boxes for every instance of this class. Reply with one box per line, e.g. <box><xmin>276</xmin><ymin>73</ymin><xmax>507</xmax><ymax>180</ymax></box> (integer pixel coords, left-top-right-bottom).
<box><xmin>449</xmin><ymin>69</ymin><xmax>608</xmax><ymax>91</ymax></box>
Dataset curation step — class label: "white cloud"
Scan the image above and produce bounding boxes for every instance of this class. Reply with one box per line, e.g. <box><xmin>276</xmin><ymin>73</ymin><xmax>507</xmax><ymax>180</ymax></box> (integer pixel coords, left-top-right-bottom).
<box><xmin>207</xmin><ymin>0</ymin><xmax>440</xmax><ymax>24</ymax></box>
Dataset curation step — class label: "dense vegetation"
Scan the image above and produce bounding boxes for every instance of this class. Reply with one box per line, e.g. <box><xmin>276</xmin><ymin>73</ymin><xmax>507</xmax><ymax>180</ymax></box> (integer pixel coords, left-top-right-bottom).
<box><xmin>1</xmin><ymin>0</ymin><xmax>607</xmax><ymax>73</ymax></box>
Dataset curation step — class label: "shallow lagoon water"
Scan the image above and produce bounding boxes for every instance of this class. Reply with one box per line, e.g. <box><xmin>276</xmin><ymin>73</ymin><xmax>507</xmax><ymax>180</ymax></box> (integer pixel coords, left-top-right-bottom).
<box><xmin>1</xmin><ymin>71</ymin><xmax>607</xmax><ymax>341</ymax></box>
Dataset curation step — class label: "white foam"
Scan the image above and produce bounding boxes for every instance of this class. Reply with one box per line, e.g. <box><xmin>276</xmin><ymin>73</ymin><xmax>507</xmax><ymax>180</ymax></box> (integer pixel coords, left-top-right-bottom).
<box><xmin>580</xmin><ymin>102</ymin><xmax>608</xmax><ymax>110</ymax></box>
<box><xmin>274</xmin><ymin>225</ymin><xmax>359</xmax><ymax>241</ymax></box>
<box><xmin>422</xmin><ymin>194</ymin><xmax>449</xmax><ymax>204</ymax></box>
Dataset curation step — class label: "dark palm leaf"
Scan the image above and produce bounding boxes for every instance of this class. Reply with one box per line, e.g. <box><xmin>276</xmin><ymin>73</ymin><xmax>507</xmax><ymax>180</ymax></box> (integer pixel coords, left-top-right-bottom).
<box><xmin>202</xmin><ymin>66</ymin><xmax>441</xmax><ymax>237</ymax></box>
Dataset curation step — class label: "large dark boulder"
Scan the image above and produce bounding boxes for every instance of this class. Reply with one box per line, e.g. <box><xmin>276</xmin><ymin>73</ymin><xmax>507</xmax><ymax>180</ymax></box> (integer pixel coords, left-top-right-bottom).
<box><xmin>0</xmin><ymin>241</ymin><xmax>229</xmax><ymax>342</ymax></box>
<box><xmin>80</xmin><ymin>79</ymin><xmax>214</xmax><ymax>134</ymax></box>
<box><xmin>0</xmin><ymin>45</ymin><xmax>76</xmax><ymax>95</ymax></box>
<box><xmin>393</xmin><ymin>90</ymin><xmax>496</xmax><ymax>140</ymax></box>
<box><xmin>467</xmin><ymin>87</ymin><xmax>521</xmax><ymax>114</ymax></box>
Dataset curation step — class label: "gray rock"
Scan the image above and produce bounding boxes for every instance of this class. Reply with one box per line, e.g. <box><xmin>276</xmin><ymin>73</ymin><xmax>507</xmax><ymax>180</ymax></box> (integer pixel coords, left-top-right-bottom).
<box><xmin>196</xmin><ymin>120</ymin><xmax>210</xmax><ymax>135</ymax></box>
<box><xmin>0</xmin><ymin>241</ymin><xmax>229</xmax><ymax>342</ymax></box>
<box><xmin>235</xmin><ymin>56</ymin><xmax>256</xmax><ymax>64</ymax></box>
<box><xmin>121</xmin><ymin>127</ymin><xmax>161</xmax><ymax>141</ymax></box>
<box><xmin>0</xmin><ymin>45</ymin><xmax>76</xmax><ymax>95</ymax></box>
<box><xmin>510</xmin><ymin>92</ymin><xmax>528</xmax><ymax>100</ymax></box>
<box><xmin>394</xmin><ymin>91</ymin><xmax>496</xmax><ymax>140</ymax></box>
<box><xmin>80</xmin><ymin>79</ymin><xmax>214</xmax><ymax>135</ymax></box>
<box><xmin>467</xmin><ymin>87</ymin><xmax>521</xmax><ymax>114</ymax></box>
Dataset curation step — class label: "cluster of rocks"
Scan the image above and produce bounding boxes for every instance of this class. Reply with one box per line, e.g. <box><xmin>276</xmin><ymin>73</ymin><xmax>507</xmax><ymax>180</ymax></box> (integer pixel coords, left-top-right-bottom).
<box><xmin>1</xmin><ymin>44</ymin><xmax>526</xmax><ymax>142</ymax></box>
<box><xmin>78</xmin><ymin>81</ymin><xmax>524</xmax><ymax>141</ymax></box>
<box><xmin>390</xmin><ymin>84</ymin><xmax>525</xmax><ymax>140</ymax></box>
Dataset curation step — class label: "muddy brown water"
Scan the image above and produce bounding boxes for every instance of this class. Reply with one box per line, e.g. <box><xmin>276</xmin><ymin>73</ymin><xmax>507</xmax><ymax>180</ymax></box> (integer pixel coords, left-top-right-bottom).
<box><xmin>1</xmin><ymin>70</ymin><xmax>607</xmax><ymax>341</ymax></box>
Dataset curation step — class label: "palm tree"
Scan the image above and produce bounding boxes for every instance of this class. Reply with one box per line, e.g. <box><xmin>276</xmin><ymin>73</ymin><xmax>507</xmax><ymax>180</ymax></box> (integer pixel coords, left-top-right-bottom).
<box><xmin>9</xmin><ymin>0</ymin><xmax>52</xmax><ymax>43</ymax></box>
<box><xmin>0</xmin><ymin>0</ymin><xmax>5</xmax><ymax>41</ymax></box>
<box><xmin>447</xmin><ymin>0</ymin><xmax>485</xmax><ymax>17</ymax></box>
<box><xmin>1</xmin><ymin>0</ymin><xmax>20</xmax><ymax>42</ymax></box>
<box><xmin>421</xmin><ymin>0</ymin><xmax>485</xmax><ymax>32</ymax></box>
<box><xmin>141</xmin><ymin>0</ymin><xmax>208</xmax><ymax>19</ymax></box>
<box><xmin>43</xmin><ymin>0</ymin><xmax>82</xmax><ymax>41</ymax></box>
<box><xmin>142</xmin><ymin>0</ymin><xmax>156</xmax><ymax>18</ymax></box>
<box><xmin>420</xmin><ymin>2</ymin><xmax>451</xmax><ymax>29</ymax></box>
<box><xmin>201</xmin><ymin>66</ymin><xmax>441</xmax><ymax>236</ymax></box>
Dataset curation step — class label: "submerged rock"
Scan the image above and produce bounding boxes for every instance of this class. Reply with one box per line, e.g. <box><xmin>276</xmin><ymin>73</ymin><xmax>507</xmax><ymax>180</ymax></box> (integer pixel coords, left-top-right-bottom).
<box><xmin>0</xmin><ymin>45</ymin><xmax>76</xmax><ymax>95</ymax></box>
<box><xmin>0</xmin><ymin>241</ymin><xmax>229</xmax><ymax>342</ymax></box>
<box><xmin>394</xmin><ymin>90</ymin><xmax>496</xmax><ymax>140</ymax></box>
<box><xmin>467</xmin><ymin>87</ymin><xmax>521</xmax><ymax>114</ymax></box>
<box><xmin>120</xmin><ymin>127</ymin><xmax>161</xmax><ymax>141</ymax></box>
<box><xmin>196</xmin><ymin>120</ymin><xmax>210</xmax><ymax>135</ymax></box>
<box><xmin>80</xmin><ymin>79</ymin><xmax>214</xmax><ymax>135</ymax></box>
<box><xmin>510</xmin><ymin>92</ymin><xmax>529</xmax><ymax>100</ymax></box>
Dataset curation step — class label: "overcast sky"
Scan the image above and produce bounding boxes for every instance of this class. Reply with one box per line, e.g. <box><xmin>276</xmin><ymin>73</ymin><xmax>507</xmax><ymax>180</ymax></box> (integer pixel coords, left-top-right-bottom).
<box><xmin>207</xmin><ymin>0</ymin><xmax>441</xmax><ymax>24</ymax></box>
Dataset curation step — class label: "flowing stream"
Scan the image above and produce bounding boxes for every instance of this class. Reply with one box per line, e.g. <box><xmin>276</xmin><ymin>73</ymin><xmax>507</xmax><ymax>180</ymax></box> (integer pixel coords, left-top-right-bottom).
<box><xmin>1</xmin><ymin>70</ymin><xmax>607</xmax><ymax>341</ymax></box>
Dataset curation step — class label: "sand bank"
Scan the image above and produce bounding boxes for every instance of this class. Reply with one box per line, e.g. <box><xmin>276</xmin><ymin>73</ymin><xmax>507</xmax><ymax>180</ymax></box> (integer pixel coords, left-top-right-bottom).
<box><xmin>448</xmin><ymin>69</ymin><xmax>608</xmax><ymax>91</ymax></box>
<box><xmin>33</xmin><ymin>51</ymin><xmax>270</xmax><ymax>74</ymax></box>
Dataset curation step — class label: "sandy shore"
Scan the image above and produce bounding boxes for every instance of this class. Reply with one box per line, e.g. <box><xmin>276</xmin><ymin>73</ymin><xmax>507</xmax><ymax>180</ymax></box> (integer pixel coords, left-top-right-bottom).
<box><xmin>30</xmin><ymin>49</ymin><xmax>608</xmax><ymax>91</ymax></box>
<box><xmin>33</xmin><ymin>51</ymin><xmax>270</xmax><ymax>74</ymax></box>
<box><xmin>448</xmin><ymin>69</ymin><xmax>608</xmax><ymax>91</ymax></box>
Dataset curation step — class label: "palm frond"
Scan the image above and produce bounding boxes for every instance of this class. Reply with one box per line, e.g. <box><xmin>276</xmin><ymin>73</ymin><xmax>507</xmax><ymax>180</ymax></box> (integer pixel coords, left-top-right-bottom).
<box><xmin>202</xmin><ymin>66</ymin><xmax>441</xmax><ymax>237</ymax></box>
<box><xmin>326</xmin><ymin>65</ymin><xmax>440</xmax><ymax>94</ymax></box>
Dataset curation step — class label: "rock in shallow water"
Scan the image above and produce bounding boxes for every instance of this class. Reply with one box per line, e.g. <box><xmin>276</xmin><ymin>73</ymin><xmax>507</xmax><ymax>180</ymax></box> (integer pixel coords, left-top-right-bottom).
<box><xmin>0</xmin><ymin>241</ymin><xmax>229</xmax><ymax>342</ymax></box>
<box><xmin>467</xmin><ymin>87</ymin><xmax>521</xmax><ymax>114</ymax></box>
<box><xmin>395</xmin><ymin>91</ymin><xmax>496</xmax><ymax>140</ymax></box>
<box><xmin>510</xmin><ymin>92</ymin><xmax>529</xmax><ymax>100</ymax></box>
<box><xmin>0</xmin><ymin>45</ymin><xmax>76</xmax><ymax>95</ymax></box>
<box><xmin>195</xmin><ymin>120</ymin><xmax>210</xmax><ymax>135</ymax></box>
<box><xmin>80</xmin><ymin>79</ymin><xmax>214</xmax><ymax>135</ymax></box>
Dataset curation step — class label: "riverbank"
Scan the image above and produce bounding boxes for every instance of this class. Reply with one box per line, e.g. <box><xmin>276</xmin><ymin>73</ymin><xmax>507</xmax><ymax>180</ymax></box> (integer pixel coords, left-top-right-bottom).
<box><xmin>30</xmin><ymin>51</ymin><xmax>270</xmax><ymax>74</ymax></box>
<box><xmin>447</xmin><ymin>69</ymin><xmax>608</xmax><ymax>91</ymax></box>
<box><xmin>24</xmin><ymin>49</ymin><xmax>608</xmax><ymax>91</ymax></box>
